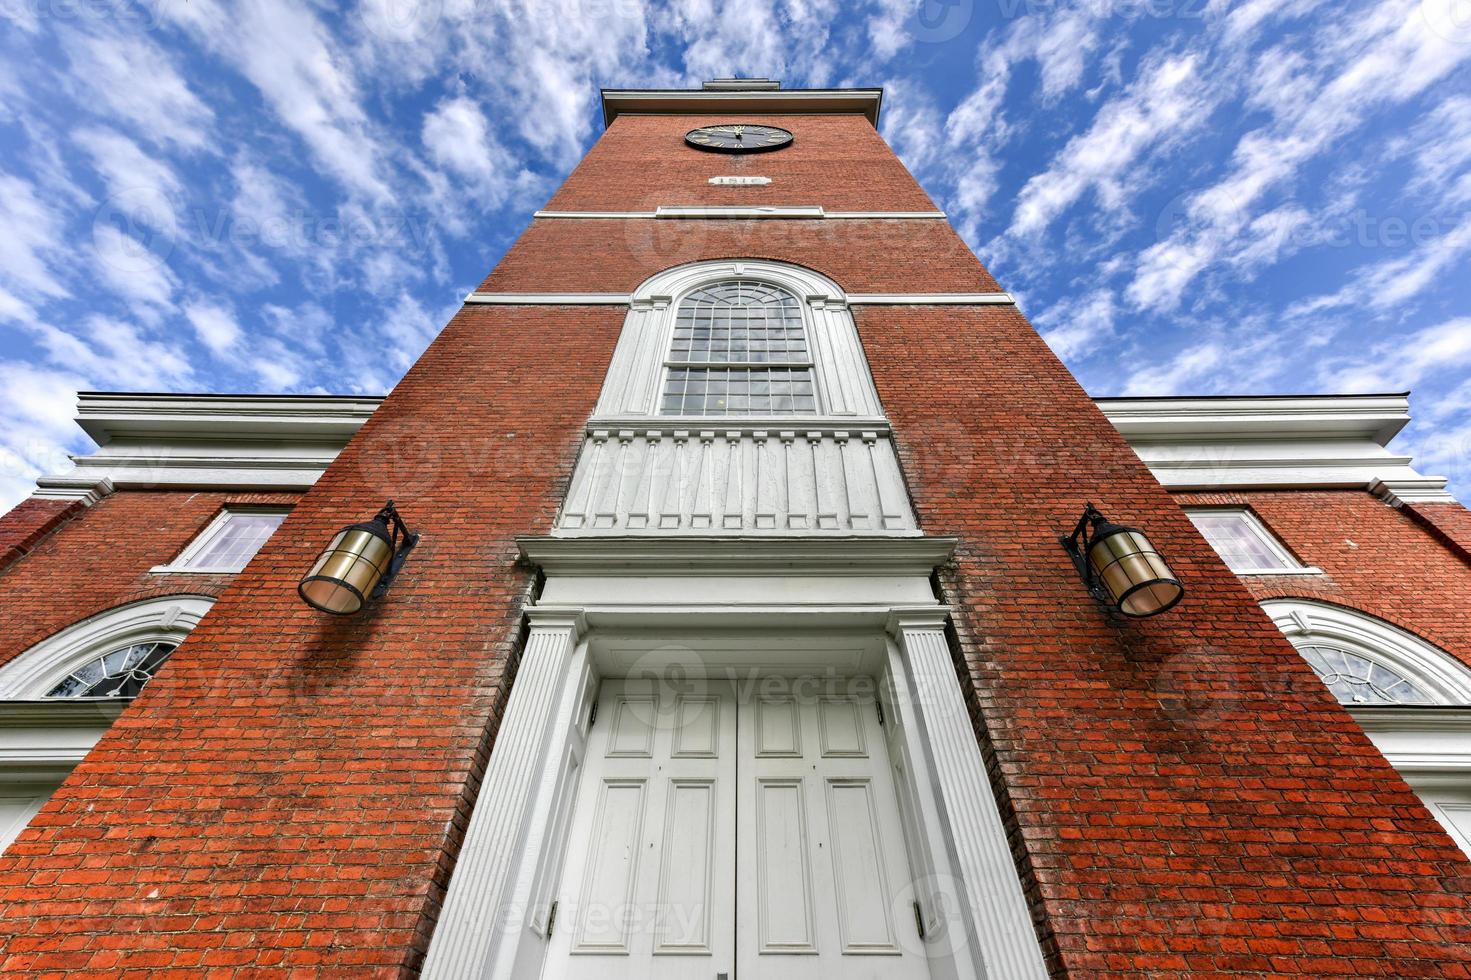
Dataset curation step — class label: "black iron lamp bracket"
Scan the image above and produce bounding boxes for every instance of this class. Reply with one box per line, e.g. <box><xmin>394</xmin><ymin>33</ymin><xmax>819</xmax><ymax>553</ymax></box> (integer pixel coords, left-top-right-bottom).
<box><xmin>370</xmin><ymin>499</ymin><xmax>421</xmax><ymax>601</ymax></box>
<box><xmin>1059</xmin><ymin>502</ymin><xmax>1111</xmax><ymax>605</ymax></box>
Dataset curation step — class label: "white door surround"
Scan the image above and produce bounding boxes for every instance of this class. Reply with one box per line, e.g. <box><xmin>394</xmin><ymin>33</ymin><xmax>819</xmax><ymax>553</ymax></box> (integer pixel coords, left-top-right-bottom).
<box><xmin>422</xmin><ymin>536</ymin><xmax>1048</xmax><ymax>980</ymax></box>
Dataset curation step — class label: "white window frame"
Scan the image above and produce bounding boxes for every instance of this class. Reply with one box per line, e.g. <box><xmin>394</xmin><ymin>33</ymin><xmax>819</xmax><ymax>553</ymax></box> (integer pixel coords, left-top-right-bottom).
<box><xmin>152</xmin><ymin>506</ymin><xmax>290</xmax><ymax>574</ymax></box>
<box><xmin>1185</xmin><ymin>506</ymin><xmax>1322</xmax><ymax>576</ymax></box>
<box><xmin>658</xmin><ymin>279</ymin><xmax>823</xmax><ymax>418</ymax></box>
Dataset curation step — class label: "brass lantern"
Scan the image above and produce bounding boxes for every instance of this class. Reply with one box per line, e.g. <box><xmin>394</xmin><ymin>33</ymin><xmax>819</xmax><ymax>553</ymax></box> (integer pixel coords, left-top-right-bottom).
<box><xmin>298</xmin><ymin>500</ymin><xmax>420</xmax><ymax>615</ymax></box>
<box><xmin>1061</xmin><ymin>503</ymin><xmax>1184</xmax><ymax>618</ymax></box>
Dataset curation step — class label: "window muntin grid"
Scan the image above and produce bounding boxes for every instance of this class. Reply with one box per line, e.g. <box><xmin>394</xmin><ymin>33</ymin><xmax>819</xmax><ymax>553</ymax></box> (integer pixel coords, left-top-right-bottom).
<box><xmin>661</xmin><ymin>281</ymin><xmax>817</xmax><ymax>415</ymax></box>
<box><xmin>1297</xmin><ymin>644</ymin><xmax>1435</xmax><ymax>705</ymax></box>
<box><xmin>45</xmin><ymin>642</ymin><xmax>177</xmax><ymax>699</ymax></box>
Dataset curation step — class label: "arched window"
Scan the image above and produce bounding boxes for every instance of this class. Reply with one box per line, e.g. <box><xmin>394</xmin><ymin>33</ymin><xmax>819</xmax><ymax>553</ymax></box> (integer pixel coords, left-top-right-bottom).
<box><xmin>660</xmin><ymin>281</ymin><xmax>817</xmax><ymax>416</ymax></box>
<box><xmin>1262</xmin><ymin>600</ymin><xmax>1471</xmax><ymax>706</ymax></box>
<box><xmin>0</xmin><ymin>596</ymin><xmax>212</xmax><ymax>700</ymax></box>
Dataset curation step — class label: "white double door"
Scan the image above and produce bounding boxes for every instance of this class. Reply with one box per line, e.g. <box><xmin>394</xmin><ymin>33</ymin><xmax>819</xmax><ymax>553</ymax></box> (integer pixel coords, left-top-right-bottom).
<box><xmin>544</xmin><ymin>678</ymin><xmax>932</xmax><ymax>980</ymax></box>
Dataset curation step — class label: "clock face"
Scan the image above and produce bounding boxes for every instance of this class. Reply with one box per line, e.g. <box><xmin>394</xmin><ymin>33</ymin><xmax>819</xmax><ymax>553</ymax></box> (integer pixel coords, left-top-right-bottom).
<box><xmin>685</xmin><ymin>124</ymin><xmax>793</xmax><ymax>153</ymax></box>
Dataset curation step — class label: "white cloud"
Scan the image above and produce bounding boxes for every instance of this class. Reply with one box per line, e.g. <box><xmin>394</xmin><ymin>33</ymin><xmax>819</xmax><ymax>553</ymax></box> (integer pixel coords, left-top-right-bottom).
<box><xmin>0</xmin><ymin>363</ymin><xmax>87</xmax><ymax>512</ymax></box>
<box><xmin>183</xmin><ymin>300</ymin><xmax>243</xmax><ymax>354</ymax></box>
<box><xmin>1121</xmin><ymin>342</ymin><xmax>1225</xmax><ymax>396</ymax></box>
<box><xmin>1287</xmin><ymin>210</ymin><xmax>1471</xmax><ymax>316</ymax></box>
<box><xmin>1007</xmin><ymin>54</ymin><xmax>1205</xmax><ymax>240</ymax></box>
<box><xmin>1127</xmin><ymin>0</ymin><xmax>1471</xmax><ymax>311</ymax></box>
<box><xmin>74</xmin><ymin>127</ymin><xmax>184</xmax><ymax>238</ymax></box>
<box><xmin>62</xmin><ymin>30</ymin><xmax>214</xmax><ymax>150</ymax></box>
<box><xmin>1038</xmin><ymin>289</ymin><xmax>1116</xmax><ymax>362</ymax></box>
<box><xmin>91</xmin><ymin>224</ymin><xmax>178</xmax><ymax>311</ymax></box>
<box><xmin>1319</xmin><ymin>316</ymin><xmax>1471</xmax><ymax>392</ymax></box>
<box><xmin>0</xmin><ymin>173</ymin><xmax>69</xmax><ymax>299</ymax></box>
<box><xmin>162</xmin><ymin>0</ymin><xmax>392</xmax><ymax>201</ymax></box>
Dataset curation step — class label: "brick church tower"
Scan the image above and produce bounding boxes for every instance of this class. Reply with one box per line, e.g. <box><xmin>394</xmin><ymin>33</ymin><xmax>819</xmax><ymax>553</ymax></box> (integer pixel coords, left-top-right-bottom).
<box><xmin>0</xmin><ymin>79</ymin><xmax>1468</xmax><ymax>977</ymax></box>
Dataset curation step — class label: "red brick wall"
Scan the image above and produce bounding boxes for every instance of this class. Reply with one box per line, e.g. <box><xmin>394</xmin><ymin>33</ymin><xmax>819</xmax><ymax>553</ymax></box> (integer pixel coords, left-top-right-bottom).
<box><xmin>0</xmin><ymin>497</ymin><xmax>85</xmax><ymax>576</ymax></box>
<box><xmin>0</xmin><ymin>306</ymin><xmax>621</xmax><ymax>974</ymax></box>
<box><xmin>0</xmin><ymin>490</ymin><xmax>300</xmax><ymax>669</ymax></box>
<box><xmin>545</xmin><ymin>113</ymin><xmax>939</xmax><ymax>212</ymax></box>
<box><xmin>858</xmin><ymin>304</ymin><xmax>1471</xmax><ymax>976</ymax></box>
<box><xmin>1174</xmin><ymin>491</ymin><xmax>1471</xmax><ymax>671</ymax></box>
<box><xmin>1405</xmin><ymin>500</ymin><xmax>1471</xmax><ymax>566</ymax></box>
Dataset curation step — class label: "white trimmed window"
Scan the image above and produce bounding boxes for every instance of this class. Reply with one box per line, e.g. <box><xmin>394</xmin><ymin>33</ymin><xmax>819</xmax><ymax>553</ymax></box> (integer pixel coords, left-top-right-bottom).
<box><xmin>1186</xmin><ymin>508</ymin><xmax>1313</xmax><ymax>574</ymax></box>
<box><xmin>157</xmin><ymin>508</ymin><xmax>288</xmax><ymax>573</ymax></box>
<box><xmin>660</xmin><ymin>280</ymin><xmax>818</xmax><ymax>416</ymax></box>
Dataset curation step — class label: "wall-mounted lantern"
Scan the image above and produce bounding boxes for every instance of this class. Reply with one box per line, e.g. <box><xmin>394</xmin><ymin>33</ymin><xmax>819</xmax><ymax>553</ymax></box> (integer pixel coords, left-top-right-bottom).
<box><xmin>1061</xmin><ymin>503</ymin><xmax>1184</xmax><ymax>618</ymax></box>
<box><xmin>298</xmin><ymin>500</ymin><xmax>420</xmax><ymax>616</ymax></box>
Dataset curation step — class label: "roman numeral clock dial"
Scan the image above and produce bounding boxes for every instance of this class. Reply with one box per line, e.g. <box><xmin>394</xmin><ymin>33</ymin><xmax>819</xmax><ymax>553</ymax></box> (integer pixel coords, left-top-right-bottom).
<box><xmin>685</xmin><ymin>123</ymin><xmax>794</xmax><ymax>153</ymax></box>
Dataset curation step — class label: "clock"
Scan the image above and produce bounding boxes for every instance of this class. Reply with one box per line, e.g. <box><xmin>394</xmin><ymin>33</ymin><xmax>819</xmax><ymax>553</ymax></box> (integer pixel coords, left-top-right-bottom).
<box><xmin>685</xmin><ymin>124</ymin><xmax>793</xmax><ymax>153</ymax></box>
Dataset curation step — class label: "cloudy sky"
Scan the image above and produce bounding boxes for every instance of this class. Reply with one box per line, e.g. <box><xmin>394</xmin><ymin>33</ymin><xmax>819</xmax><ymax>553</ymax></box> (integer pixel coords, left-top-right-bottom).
<box><xmin>1</xmin><ymin>0</ymin><xmax>1470</xmax><ymax>508</ymax></box>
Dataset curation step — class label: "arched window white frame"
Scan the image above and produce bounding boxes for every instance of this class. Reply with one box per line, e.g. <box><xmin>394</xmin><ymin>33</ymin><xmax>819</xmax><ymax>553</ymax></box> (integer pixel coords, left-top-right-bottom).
<box><xmin>1263</xmin><ymin>600</ymin><xmax>1471</xmax><ymax>706</ymax></box>
<box><xmin>0</xmin><ymin>595</ymin><xmax>213</xmax><ymax>700</ymax></box>
<box><xmin>593</xmin><ymin>260</ymin><xmax>885</xmax><ymax>421</ymax></box>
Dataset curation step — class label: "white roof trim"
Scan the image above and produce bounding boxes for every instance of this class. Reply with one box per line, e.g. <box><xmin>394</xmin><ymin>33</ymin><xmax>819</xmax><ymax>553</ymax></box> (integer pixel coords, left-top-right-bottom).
<box><xmin>601</xmin><ymin>87</ymin><xmax>883</xmax><ymax>126</ymax></box>
<box><xmin>39</xmin><ymin>392</ymin><xmax>382</xmax><ymax>493</ymax></box>
<box><xmin>530</xmin><ymin>208</ymin><xmax>947</xmax><ymax>220</ymax></box>
<box><xmin>1098</xmin><ymin>393</ymin><xmax>1452</xmax><ymax>496</ymax></box>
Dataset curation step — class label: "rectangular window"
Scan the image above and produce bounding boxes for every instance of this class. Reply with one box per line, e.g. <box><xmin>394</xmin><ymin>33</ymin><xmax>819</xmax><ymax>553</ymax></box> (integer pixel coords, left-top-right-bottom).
<box><xmin>160</xmin><ymin>508</ymin><xmax>289</xmax><ymax>573</ymax></box>
<box><xmin>1185</xmin><ymin>508</ymin><xmax>1301</xmax><ymax>572</ymax></box>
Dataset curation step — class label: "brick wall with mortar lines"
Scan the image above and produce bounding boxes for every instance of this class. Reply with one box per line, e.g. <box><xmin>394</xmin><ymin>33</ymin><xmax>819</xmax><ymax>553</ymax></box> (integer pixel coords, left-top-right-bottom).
<box><xmin>545</xmin><ymin>112</ymin><xmax>941</xmax><ymax>213</ymax></box>
<box><xmin>856</xmin><ymin>302</ymin><xmax>1471</xmax><ymax>976</ymax></box>
<box><xmin>0</xmin><ymin>304</ymin><xmax>625</xmax><ymax>974</ymax></box>
<box><xmin>1174</xmin><ymin>490</ymin><xmax>1471</xmax><ymax>670</ymax></box>
<box><xmin>0</xmin><ymin>497</ymin><xmax>85</xmax><ymax>575</ymax></box>
<box><xmin>0</xmin><ymin>490</ymin><xmax>301</xmax><ymax>669</ymax></box>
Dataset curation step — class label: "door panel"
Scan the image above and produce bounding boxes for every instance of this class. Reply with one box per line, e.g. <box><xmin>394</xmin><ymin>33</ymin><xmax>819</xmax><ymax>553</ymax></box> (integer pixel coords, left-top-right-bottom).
<box><xmin>543</xmin><ymin>682</ymin><xmax>737</xmax><ymax>980</ymax></box>
<box><xmin>546</xmin><ymin>679</ymin><xmax>929</xmax><ymax>980</ymax></box>
<box><xmin>737</xmin><ymin>690</ymin><xmax>931</xmax><ymax>980</ymax></box>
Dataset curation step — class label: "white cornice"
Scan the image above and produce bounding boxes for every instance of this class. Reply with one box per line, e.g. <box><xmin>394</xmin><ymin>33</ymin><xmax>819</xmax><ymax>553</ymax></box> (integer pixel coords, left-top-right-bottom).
<box><xmin>38</xmin><ymin>392</ymin><xmax>383</xmax><ymax>494</ymax></box>
<box><xmin>519</xmin><ymin>535</ymin><xmax>957</xmax><ymax>576</ymax></box>
<box><xmin>601</xmin><ymin>87</ymin><xmax>883</xmax><ymax>126</ymax></box>
<box><xmin>1097</xmin><ymin>393</ymin><xmax>1454</xmax><ymax>497</ymax></box>
<box><xmin>462</xmin><ymin>291</ymin><xmax>1016</xmax><ymax>307</ymax></box>
<box><xmin>530</xmin><ymin>208</ymin><xmax>946</xmax><ymax>220</ymax></box>
<box><xmin>846</xmin><ymin>293</ymin><xmax>1015</xmax><ymax>305</ymax></box>
<box><xmin>463</xmin><ymin>292</ymin><xmax>632</xmax><ymax>305</ymax></box>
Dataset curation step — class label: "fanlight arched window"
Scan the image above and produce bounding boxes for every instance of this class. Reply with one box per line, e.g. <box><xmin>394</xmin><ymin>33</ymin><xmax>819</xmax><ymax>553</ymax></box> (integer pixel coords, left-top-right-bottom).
<box><xmin>660</xmin><ymin>280</ymin><xmax>817</xmax><ymax>416</ymax></box>
<box><xmin>1296</xmin><ymin>644</ymin><xmax>1434</xmax><ymax>705</ymax></box>
<box><xmin>1263</xmin><ymin>600</ymin><xmax>1471</xmax><ymax>706</ymax></box>
<box><xmin>43</xmin><ymin>641</ymin><xmax>177</xmax><ymax>699</ymax></box>
<box><xmin>0</xmin><ymin>596</ymin><xmax>212</xmax><ymax>701</ymax></box>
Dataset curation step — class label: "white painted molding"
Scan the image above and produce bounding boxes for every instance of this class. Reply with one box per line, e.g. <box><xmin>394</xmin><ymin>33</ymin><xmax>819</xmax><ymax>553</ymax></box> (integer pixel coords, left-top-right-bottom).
<box><xmin>0</xmin><ymin>701</ymin><xmax>125</xmax><ymax>778</ymax></box>
<box><xmin>462</xmin><ymin>292</ymin><xmax>632</xmax><ymax>305</ymax></box>
<box><xmin>1099</xmin><ymin>393</ymin><xmax>1455</xmax><ymax>494</ymax></box>
<box><xmin>886</xmin><ymin>611</ymin><xmax>1049</xmax><ymax>979</ymax></box>
<box><xmin>31</xmin><ymin>475</ymin><xmax>115</xmax><ymax>505</ymax></box>
<box><xmin>1369</xmin><ymin>477</ymin><xmax>1458</xmax><ymax>506</ymax></box>
<box><xmin>520</xmin><ymin>535</ymin><xmax>957</xmax><ymax>577</ymax></box>
<box><xmin>846</xmin><ymin>293</ymin><xmax>1015</xmax><ymax>305</ymax></box>
<box><xmin>1263</xmin><ymin>599</ymin><xmax>1471</xmax><ymax>705</ymax></box>
<box><xmin>601</xmin><ymin>87</ymin><xmax>884</xmax><ymax>126</ymax></box>
<box><xmin>1348</xmin><ymin>707</ymin><xmax>1471</xmax><ymax>772</ymax></box>
<box><xmin>0</xmin><ymin>595</ymin><xmax>214</xmax><ymax>699</ymax></box>
<box><xmin>422</xmin><ymin>613</ymin><xmax>589</xmax><ymax>980</ymax></box>
<box><xmin>530</xmin><ymin>207</ymin><xmax>946</xmax><ymax>220</ymax></box>
<box><xmin>38</xmin><ymin>392</ymin><xmax>381</xmax><ymax>493</ymax></box>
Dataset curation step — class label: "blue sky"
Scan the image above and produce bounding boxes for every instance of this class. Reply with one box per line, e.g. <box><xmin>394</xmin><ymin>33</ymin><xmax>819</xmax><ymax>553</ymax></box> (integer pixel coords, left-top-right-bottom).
<box><xmin>2</xmin><ymin>0</ymin><xmax>1470</xmax><ymax>510</ymax></box>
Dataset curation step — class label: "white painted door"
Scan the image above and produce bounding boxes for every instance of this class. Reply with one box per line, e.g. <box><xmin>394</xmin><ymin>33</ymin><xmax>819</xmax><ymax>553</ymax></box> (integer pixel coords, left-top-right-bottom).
<box><xmin>736</xmin><ymin>691</ymin><xmax>932</xmax><ymax>980</ymax></box>
<box><xmin>545</xmin><ymin>679</ymin><xmax>930</xmax><ymax>980</ymax></box>
<box><xmin>543</xmin><ymin>679</ymin><xmax>738</xmax><ymax>980</ymax></box>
